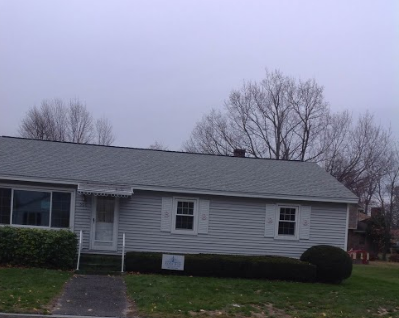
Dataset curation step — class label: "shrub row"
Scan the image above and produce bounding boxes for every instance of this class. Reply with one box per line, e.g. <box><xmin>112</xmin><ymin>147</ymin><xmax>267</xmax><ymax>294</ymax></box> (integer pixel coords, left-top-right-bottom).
<box><xmin>0</xmin><ymin>226</ymin><xmax>77</xmax><ymax>269</ymax></box>
<box><xmin>125</xmin><ymin>252</ymin><xmax>316</xmax><ymax>282</ymax></box>
<box><xmin>389</xmin><ymin>254</ymin><xmax>399</xmax><ymax>262</ymax></box>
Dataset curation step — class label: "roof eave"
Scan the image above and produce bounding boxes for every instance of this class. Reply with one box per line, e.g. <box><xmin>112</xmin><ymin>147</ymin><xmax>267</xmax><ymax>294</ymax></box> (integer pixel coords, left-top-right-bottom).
<box><xmin>0</xmin><ymin>174</ymin><xmax>359</xmax><ymax>204</ymax></box>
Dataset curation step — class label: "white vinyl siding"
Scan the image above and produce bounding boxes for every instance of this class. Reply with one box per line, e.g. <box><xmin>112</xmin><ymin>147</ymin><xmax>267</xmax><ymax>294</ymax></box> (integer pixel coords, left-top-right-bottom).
<box><xmin>112</xmin><ymin>191</ymin><xmax>347</xmax><ymax>259</ymax></box>
<box><xmin>0</xmin><ymin>182</ymin><xmax>347</xmax><ymax>258</ymax></box>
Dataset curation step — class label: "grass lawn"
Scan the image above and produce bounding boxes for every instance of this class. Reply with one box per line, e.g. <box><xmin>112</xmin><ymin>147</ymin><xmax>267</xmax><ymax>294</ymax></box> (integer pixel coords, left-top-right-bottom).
<box><xmin>0</xmin><ymin>267</ymin><xmax>72</xmax><ymax>314</ymax></box>
<box><xmin>125</xmin><ymin>262</ymin><xmax>399</xmax><ymax>318</ymax></box>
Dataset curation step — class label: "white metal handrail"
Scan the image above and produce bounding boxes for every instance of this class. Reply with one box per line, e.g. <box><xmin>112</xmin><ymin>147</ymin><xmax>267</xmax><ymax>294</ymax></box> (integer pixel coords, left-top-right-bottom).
<box><xmin>76</xmin><ymin>230</ymin><xmax>83</xmax><ymax>271</ymax></box>
<box><xmin>121</xmin><ymin>232</ymin><xmax>126</xmax><ymax>272</ymax></box>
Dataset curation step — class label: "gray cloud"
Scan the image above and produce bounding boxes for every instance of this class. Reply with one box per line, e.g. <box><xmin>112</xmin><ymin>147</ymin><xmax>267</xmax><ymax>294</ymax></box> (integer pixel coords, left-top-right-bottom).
<box><xmin>1</xmin><ymin>0</ymin><xmax>398</xmax><ymax>149</ymax></box>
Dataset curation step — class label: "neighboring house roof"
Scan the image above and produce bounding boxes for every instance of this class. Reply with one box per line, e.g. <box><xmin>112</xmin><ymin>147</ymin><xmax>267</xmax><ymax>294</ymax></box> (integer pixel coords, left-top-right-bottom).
<box><xmin>0</xmin><ymin>136</ymin><xmax>358</xmax><ymax>203</ymax></box>
<box><xmin>358</xmin><ymin>212</ymin><xmax>370</xmax><ymax>222</ymax></box>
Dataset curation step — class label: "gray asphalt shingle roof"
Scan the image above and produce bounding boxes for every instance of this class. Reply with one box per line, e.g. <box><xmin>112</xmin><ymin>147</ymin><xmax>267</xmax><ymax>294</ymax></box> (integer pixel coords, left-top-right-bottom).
<box><xmin>0</xmin><ymin>136</ymin><xmax>358</xmax><ymax>203</ymax></box>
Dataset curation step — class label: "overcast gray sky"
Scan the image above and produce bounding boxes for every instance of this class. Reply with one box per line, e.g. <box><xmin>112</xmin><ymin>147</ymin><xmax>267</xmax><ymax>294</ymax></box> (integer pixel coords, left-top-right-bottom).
<box><xmin>1</xmin><ymin>0</ymin><xmax>398</xmax><ymax>150</ymax></box>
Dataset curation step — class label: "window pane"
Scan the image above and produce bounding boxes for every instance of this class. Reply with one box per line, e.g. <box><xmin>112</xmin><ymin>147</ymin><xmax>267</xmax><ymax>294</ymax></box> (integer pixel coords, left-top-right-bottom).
<box><xmin>176</xmin><ymin>201</ymin><xmax>194</xmax><ymax>215</ymax></box>
<box><xmin>51</xmin><ymin>192</ymin><xmax>71</xmax><ymax>228</ymax></box>
<box><xmin>278</xmin><ymin>221</ymin><xmax>295</xmax><ymax>235</ymax></box>
<box><xmin>280</xmin><ymin>208</ymin><xmax>296</xmax><ymax>221</ymax></box>
<box><xmin>95</xmin><ymin>197</ymin><xmax>115</xmax><ymax>241</ymax></box>
<box><xmin>0</xmin><ymin>188</ymin><xmax>11</xmax><ymax>224</ymax></box>
<box><xmin>176</xmin><ymin>215</ymin><xmax>194</xmax><ymax>230</ymax></box>
<box><xmin>177</xmin><ymin>201</ymin><xmax>183</xmax><ymax>214</ymax></box>
<box><xmin>12</xmin><ymin>190</ymin><xmax>50</xmax><ymax>226</ymax></box>
<box><xmin>97</xmin><ymin>197</ymin><xmax>114</xmax><ymax>223</ymax></box>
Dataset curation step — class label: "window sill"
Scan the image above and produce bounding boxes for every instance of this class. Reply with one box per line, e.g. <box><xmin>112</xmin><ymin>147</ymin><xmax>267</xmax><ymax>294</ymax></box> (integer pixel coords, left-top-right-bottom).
<box><xmin>273</xmin><ymin>235</ymin><xmax>299</xmax><ymax>241</ymax></box>
<box><xmin>0</xmin><ymin>224</ymin><xmax>71</xmax><ymax>231</ymax></box>
<box><xmin>171</xmin><ymin>229</ymin><xmax>198</xmax><ymax>236</ymax></box>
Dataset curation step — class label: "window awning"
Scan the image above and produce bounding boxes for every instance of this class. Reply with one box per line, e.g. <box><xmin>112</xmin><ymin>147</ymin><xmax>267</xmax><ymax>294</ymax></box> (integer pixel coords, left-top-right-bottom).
<box><xmin>77</xmin><ymin>183</ymin><xmax>134</xmax><ymax>198</ymax></box>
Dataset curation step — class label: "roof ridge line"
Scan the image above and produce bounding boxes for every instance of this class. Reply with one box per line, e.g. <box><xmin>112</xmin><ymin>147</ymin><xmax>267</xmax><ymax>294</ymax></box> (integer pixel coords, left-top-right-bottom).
<box><xmin>0</xmin><ymin>135</ymin><xmax>309</xmax><ymax>163</ymax></box>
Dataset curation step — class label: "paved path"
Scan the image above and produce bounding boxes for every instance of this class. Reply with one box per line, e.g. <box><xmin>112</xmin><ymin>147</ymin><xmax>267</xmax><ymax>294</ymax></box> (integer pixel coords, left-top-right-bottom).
<box><xmin>51</xmin><ymin>275</ymin><xmax>131</xmax><ymax>317</ymax></box>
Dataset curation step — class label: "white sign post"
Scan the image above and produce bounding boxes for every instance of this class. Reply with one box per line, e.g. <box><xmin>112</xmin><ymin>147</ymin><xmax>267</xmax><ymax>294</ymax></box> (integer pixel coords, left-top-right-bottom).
<box><xmin>162</xmin><ymin>254</ymin><xmax>185</xmax><ymax>271</ymax></box>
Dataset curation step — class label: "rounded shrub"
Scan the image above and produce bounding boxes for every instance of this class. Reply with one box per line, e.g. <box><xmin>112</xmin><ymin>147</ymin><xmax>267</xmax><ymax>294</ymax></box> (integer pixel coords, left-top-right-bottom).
<box><xmin>300</xmin><ymin>245</ymin><xmax>352</xmax><ymax>283</ymax></box>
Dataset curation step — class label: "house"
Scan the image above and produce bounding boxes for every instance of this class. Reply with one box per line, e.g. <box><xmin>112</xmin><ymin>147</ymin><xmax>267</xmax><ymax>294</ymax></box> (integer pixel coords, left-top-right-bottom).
<box><xmin>347</xmin><ymin>205</ymin><xmax>373</xmax><ymax>251</ymax></box>
<box><xmin>0</xmin><ymin>136</ymin><xmax>358</xmax><ymax>259</ymax></box>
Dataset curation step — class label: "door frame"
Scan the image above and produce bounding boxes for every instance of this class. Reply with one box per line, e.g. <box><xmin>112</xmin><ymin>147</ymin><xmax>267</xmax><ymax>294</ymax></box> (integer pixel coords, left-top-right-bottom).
<box><xmin>90</xmin><ymin>196</ymin><xmax>119</xmax><ymax>251</ymax></box>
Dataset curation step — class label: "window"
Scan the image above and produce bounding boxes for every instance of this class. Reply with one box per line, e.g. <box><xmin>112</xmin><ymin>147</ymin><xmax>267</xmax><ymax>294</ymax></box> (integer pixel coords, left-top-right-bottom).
<box><xmin>0</xmin><ymin>187</ymin><xmax>72</xmax><ymax>228</ymax></box>
<box><xmin>172</xmin><ymin>198</ymin><xmax>198</xmax><ymax>234</ymax></box>
<box><xmin>51</xmin><ymin>192</ymin><xmax>72</xmax><ymax>228</ymax></box>
<box><xmin>0</xmin><ymin>188</ymin><xmax>11</xmax><ymax>224</ymax></box>
<box><xmin>276</xmin><ymin>206</ymin><xmax>298</xmax><ymax>239</ymax></box>
<box><xmin>13</xmin><ymin>190</ymin><xmax>51</xmax><ymax>226</ymax></box>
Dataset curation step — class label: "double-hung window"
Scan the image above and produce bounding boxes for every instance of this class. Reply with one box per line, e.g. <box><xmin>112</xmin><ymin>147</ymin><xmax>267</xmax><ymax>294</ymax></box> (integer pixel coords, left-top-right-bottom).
<box><xmin>172</xmin><ymin>198</ymin><xmax>198</xmax><ymax>234</ymax></box>
<box><xmin>276</xmin><ymin>206</ymin><xmax>298</xmax><ymax>239</ymax></box>
<box><xmin>0</xmin><ymin>187</ymin><xmax>73</xmax><ymax>229</ymax></box>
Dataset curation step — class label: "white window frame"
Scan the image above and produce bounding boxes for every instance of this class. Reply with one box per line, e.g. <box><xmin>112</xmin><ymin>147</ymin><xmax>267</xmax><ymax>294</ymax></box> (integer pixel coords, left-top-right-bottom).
<box><xmin>171</xmin><ymin>197</ymin><xmax>199</xmax><ymax>235</ymax></box>
<box><xmin>274</xmin><ymin>205</ymin><xmax>300</xmax><ymax>240</ymax></box>
<box><xmin>0</xmin><ymin>184</ymin><xmax>75</xmax><ymax>230</ymax></box>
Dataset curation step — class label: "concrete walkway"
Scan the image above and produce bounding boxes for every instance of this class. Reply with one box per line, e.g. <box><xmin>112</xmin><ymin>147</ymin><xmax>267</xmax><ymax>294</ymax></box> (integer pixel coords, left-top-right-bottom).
<box><xmin>51</xmin><ymin>275</ymin><xmax>131</xmax><ymax>317</ymax></box>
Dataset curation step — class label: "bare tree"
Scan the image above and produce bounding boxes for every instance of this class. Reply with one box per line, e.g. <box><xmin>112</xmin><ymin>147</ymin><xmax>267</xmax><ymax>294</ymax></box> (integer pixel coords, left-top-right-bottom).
<box><xmin>183</xmin><ymin>69</ymin><xmax>398</xmax><ymax>216</ymax></box>
<box><xmin>149</xmin><ymin>141</ymin><xmax>169</xmax><ymax>150</ymax></box>
<box><xmin>375</xmin><ymin>145</ymin><xmax>399</xmax><ymax>259</ymax></box>
<box><xmin>19</xmin><ymin>98</ymin><xmax>115</xmax><ymax>145</ymax></box>
<box><xmin>95</xmin><ymin>117</ymin><xmax>115</xmax><ymax>146</ymax></box>
<box><xmin>184</xmin><ymin>69</ymin><xmax>329</xmax><ymax>161</ymax></box>
<box><xmin>320</xmin><ymin>112</ymin><xmax>392</xmax><ymax>204</ymax></box>
<box><xmin>184</xmin><ymin>109</ymin><xmax>236</xmax><ymax>155</ymax></box>
<box><xmin>67</xmin><ymin>99</ymin><xmax>93</xmax><ymax>143</ymax></box>
<box><xmin>19</xmin><ymin>99</ymin><xmax>68</xmax><ymax>141</ymax></box>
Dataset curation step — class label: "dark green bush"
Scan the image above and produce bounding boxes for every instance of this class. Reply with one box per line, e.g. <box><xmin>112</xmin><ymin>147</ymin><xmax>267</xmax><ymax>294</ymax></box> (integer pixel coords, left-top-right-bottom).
<box><xmin>0</xmin><ymin>226</ymin><xmax>77</xmax><ymax>270</ymax></box>
<box><xmin>126</xmin><ymin>252</ymin><xmax>316</xmax><ymax>282</ymax></box>
<box><xmin>300</xmin><ymin>245</ymin><xmax>352</xmax><ymax>283</ymax></box>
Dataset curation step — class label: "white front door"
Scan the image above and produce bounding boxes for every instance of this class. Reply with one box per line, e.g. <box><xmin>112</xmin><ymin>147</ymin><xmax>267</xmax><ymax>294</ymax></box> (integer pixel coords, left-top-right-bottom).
<box><xmin>91</xmin><ymin>196</ymin><xmax>118</xmax><ymax>251</ymax></box>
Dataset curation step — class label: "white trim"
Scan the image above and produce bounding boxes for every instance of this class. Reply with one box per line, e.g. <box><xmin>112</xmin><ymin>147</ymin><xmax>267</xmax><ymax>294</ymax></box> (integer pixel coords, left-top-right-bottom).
<box><xmin>0</xmin><ymin>175</ymin><xmax>358</xmax><ymax>204</ymax></box>
<box><xmin>0</xmin><ymin>175</ymin><xmax>78</xmax><ymax>186</ymax></box>
<box><xmin>70</xmin><ymin>191</ymin><xmax>76</xmax><ymax>232</ymax></box>
<box><xmin>0</xmin><ymin>183</ymin><xmax>75</xmax><ymax>192</ymax></box>
<box><xmin>171</xmin><ymin>197</ymin><xmax>199</xmax><ymax>235</ymax></box>
<box><xmin>0</xmin><ymin>223</ymin><xmax>71</xmax><ymax>231</ymax></box>
<box><xmin>90</xmin><ymin>196</ymin><xmax>119</xmax><ymax>251</ymax></box>
<box><xmin>0</xmin><ymin>184</ymin><xmax>75</xmax><ymax>230</ymax></box>
<box><xmin>49</xmin><ymin>191</ymin><xmax>53</xmax><ymax>228</ymax></box>
<box><xmin>344</xmin><ymin>204</ymin><xmax>350</xmax><ymax>251</ymax></box>
<box><xmin>9</xmin><ymin>188</ymin><xmax>14</xmax><ymax>225</ymax></box>
<box><xmin>274</xmin><ymin>204</ymin><xmax>300</xmax><ymax>241</ymax></box>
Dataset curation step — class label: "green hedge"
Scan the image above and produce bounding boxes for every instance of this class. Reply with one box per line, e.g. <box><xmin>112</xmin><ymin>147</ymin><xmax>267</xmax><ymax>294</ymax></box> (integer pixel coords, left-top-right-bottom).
<box><xmin>125</xmin><ymin>252</ymin><xmax>316</xmax><ymax>282</ymax></box>
<box><xmin>300</xmin><ymin>245</ymin><xmax>352</xmax><ymax>284</ymax></box>
<box><xmin>0</xmin><ymin>226</ymin><xmax>77</xmax><ymax>270</ymax></box>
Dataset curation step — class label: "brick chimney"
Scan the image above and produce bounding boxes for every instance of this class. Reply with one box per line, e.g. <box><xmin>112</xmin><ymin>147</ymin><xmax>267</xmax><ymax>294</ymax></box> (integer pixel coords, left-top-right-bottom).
<box><xmin>233</xmin><ymin>149</ymin><xmax>246</xmax><ymax>158</ymax></box>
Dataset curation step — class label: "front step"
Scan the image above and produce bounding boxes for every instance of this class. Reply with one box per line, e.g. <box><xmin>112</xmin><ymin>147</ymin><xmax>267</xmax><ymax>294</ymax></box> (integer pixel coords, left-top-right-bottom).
<box><xmin>77</xmin><ymin>253</ymin><xmax>124</xmax><ymax>275</ymax></box>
